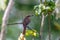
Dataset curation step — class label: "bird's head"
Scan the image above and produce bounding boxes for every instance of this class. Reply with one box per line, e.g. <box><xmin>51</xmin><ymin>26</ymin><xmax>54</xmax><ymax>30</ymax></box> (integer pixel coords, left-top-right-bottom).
<box><xmin>26</xmin><ymin>15</ymin><xmax>33</xmax><ymax>17</ymax></box>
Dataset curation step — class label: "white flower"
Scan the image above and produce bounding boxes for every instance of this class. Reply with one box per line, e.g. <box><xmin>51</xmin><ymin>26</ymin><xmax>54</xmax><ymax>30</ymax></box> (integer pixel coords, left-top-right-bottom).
<box><xmin>18</xmin><ymin>33</ymin><xmax>26</xmax><ymax>40</ymax></box>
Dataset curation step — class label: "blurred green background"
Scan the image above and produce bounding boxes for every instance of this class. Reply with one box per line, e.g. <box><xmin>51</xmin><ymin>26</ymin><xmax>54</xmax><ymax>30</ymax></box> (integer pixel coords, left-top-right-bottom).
<box><xmin>0</xmin><ymin>0</ymin><xmax>60</xmax><ymax>40</ymax></box>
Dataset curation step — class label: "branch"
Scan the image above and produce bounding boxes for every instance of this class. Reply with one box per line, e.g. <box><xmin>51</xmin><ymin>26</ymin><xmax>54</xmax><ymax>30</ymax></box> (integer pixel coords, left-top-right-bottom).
<box><xmin>0</xmin><ymin>0</ymin><xmax>14</xmax><ymax>40</ymax></box>
<box><xmin>0</xmin><ymin>22</ymin><xmax>39</xmax><ymax>34</ymax></box>
<box><xmin>0</xmin><ymin>23</ymin><xmax>22</xmax><ymax>25</ymax></box>
<box><xmin>0</xmin><ymin>23</ymin><xmax>39</xmax><ymax>35</ymax></box>
<box><xmin>40</xmin><ymin>13</ymin><xmax>45</xmax><ymax>40</ymax></box>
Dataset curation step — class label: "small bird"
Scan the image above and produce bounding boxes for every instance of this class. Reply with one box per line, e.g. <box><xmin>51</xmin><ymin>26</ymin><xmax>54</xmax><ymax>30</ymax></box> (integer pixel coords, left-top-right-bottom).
<box><xmin>23</xmin><ymin>15</ymin><xmax>33</xmax><ymax>35</ymax></box>
<box><xmin>18</xmin><ymin>15</ymin><xmax>33</xmax><ymax>40</ymax></box>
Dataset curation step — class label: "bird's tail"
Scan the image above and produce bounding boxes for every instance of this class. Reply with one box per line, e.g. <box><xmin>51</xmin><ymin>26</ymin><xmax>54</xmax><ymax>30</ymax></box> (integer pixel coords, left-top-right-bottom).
<box><xmin>23</xmin><ymin>26</ymin><xmax>26</xmax><ymax>35</ymax></box>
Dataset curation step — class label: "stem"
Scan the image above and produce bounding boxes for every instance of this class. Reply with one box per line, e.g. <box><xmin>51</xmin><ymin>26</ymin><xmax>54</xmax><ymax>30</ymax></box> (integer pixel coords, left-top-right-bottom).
<box><xmin>40</xmin><ymin>13</ymin><xmax>45</xmax><ymax>40</ymax></box>
<box><xmin>48</xmin><ymin>12</ymin><xmax>51</xmax><ymax>40</ymax></box>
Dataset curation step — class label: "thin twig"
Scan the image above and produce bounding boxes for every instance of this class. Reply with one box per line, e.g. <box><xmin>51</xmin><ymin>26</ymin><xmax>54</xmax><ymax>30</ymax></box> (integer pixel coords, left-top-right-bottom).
<box><xmin>0</xmin><ymin>23</ymin><xmax>39</xmax><ymax>35</ymax></box>
<box><xmin>0</xmin><ymin>23</ymin><xmax>22</xmax><ymax>25</ymax></box>
<box><xmin>40</xmin><ymin>13</ymin><xmax>45</xmax><ymax>40</ymax></box>
<box><xmin>0</xmin><ymin>23</ymin><xmax>36</xmax><ymax>32</ymax></box>
<box><xmin>0</xmin><ymin>0</ymin><xmax>14</xmax><ymax>40</ymax></box>
<box><xmin>27</xmin><ymin>26</ymin><xmax>35</xmax><ymax>32</ymax></box>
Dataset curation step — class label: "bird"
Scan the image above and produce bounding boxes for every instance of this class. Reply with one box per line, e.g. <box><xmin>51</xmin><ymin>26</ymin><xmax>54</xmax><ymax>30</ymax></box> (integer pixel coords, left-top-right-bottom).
<box><xmin>18</xmin><ymin>15</ymin><xmax>33</xmax><ymax>40</ymax></box>
<box><xmin>22</xmin><ymin>15</ymin><xmax>33</xmax><ymax>35</ymax></box>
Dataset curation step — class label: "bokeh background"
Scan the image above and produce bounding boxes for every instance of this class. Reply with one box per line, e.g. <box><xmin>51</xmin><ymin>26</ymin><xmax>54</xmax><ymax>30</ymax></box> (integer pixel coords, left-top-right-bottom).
<box><xmin>0</xmin><ymin>0</ymin><xmax>60</xmax><ymax>40</ymax></box>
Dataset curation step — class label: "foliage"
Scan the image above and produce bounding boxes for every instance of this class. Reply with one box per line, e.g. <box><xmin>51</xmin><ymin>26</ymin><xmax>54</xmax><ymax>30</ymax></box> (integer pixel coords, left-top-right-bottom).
<box><xmin>34</xmin><ymin>0</ymin><xmax>55</xmax><ymax>16</ymax></box>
